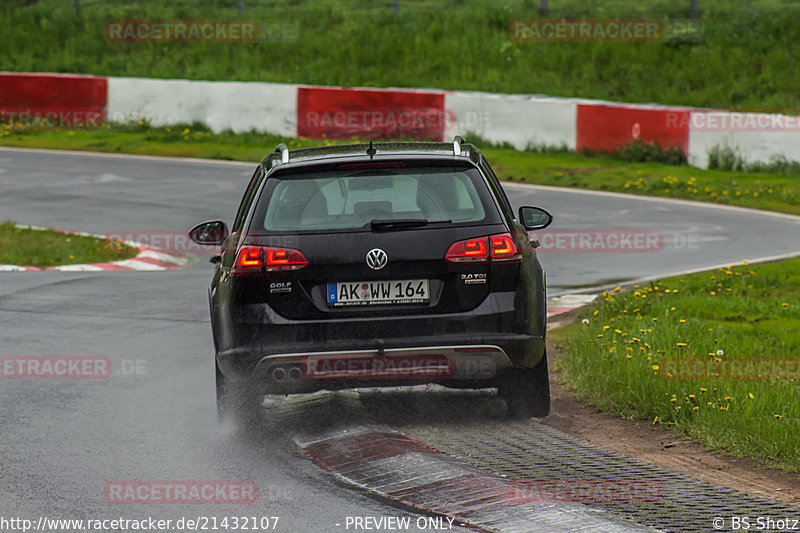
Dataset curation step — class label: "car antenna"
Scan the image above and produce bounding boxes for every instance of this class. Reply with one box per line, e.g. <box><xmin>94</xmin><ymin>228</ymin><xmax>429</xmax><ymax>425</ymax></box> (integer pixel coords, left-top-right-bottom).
<box><xmin>366</xmin><ymin>141</ymin><xmax>376</xmax><ymax>160</ymax></box>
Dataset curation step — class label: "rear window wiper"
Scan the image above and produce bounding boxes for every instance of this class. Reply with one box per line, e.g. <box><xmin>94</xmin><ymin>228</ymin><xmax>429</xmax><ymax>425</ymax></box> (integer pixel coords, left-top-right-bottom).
<box><xmin>370</xmin><ymin>219</ymin><xmax>451</xmax><ymax>231</ymax></box>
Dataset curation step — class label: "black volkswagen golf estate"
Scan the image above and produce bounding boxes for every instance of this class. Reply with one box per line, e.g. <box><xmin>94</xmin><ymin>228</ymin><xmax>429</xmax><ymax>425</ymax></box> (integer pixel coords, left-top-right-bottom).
<box><xmin>190</xmin><ymin>137</ymin><xmax>554</xmax><ymax>420</ymax></box>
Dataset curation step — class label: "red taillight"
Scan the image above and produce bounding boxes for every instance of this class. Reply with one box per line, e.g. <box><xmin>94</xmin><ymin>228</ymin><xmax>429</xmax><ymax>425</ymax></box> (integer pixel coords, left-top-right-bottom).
<box><xmin>264</xmin><ymin>247</ymin><xmax>308</xmax><ymax>271</ymax></box>
<box><xmin>446</xmin><ymin>233</ymin><xmax>521</xmax><ymax>263</ymax></box>
<box><xmin>235</xmin><ymin>246</ymin><xmax>263</xmax><ymax>271</ymax></box>
<box><xmin>233</xmin><ymin>246</ymin><xmax>308</xmax><ymax>273</ymax></box>
<box><xmin>445</xmin><ymin>237</ymin><xmax>488</xmax><ymax>262</ymax></box>
<box><xmin>489</xmin><ymin>233</ymin><xmax>522</xmax><ymax>262</ymax></box>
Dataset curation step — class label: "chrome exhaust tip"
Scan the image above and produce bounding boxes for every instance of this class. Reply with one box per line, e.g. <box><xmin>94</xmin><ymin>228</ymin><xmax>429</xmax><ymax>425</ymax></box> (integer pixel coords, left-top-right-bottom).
<box><xmin>288</xmin><ymin>367</ymin><xmax>302</xmax><ymax>380</ymax></box>
<box><xmin>271</xmin><ymin>367</ymin><xmax>287</xmax><ymax>381</ymax></box>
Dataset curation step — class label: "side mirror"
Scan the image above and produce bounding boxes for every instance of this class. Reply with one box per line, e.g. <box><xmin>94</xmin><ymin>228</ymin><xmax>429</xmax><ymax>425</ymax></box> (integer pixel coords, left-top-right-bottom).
<box><xmin>519</xmin><ymin>206</ymin><xmax>553</xmax><ymax>230</ymax></box>
<box><xmin>189</xmin><ymin>220</ymin><xmax>229</xmax><ymax>246</ymax></box>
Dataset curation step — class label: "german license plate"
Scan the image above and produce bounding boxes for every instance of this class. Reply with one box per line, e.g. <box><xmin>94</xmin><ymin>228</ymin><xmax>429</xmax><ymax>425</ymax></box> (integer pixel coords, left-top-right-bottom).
<box><xmin>327</xmin><ymin>279</ymin><xmax>429</xmax><ymax>306</ymax></box>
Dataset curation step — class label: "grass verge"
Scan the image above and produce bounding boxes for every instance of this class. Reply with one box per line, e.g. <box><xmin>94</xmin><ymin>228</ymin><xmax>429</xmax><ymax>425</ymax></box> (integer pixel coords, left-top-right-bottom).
<box><xmin>485</xmin><ymin>147</ymin><xmax>800</xmax><ymax>215</ymax></box>
<box><xmin>0</xmin><ymin>222</ymin><xmax>138</xmax><ymax>268</ymax></box>
<box><xmin>2</xmin><ymin>123</ymin><xmax>799</xmax><ymax>215</ymax></box>
<box><xmin>3</xmin><ymin>0</ymin><xmax>800</xmax><ymax>110</ymax></box>
<box><xmin>549</xmin><ymin>259</ymin><xmax>800</xmax><ymax>473</ymax></box>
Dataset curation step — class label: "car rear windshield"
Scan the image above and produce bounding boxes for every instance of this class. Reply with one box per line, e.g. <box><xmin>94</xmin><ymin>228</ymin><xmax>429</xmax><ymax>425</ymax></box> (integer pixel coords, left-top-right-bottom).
<box><xmin>252</xmin><ymin>165</ymin><xmax>500</xmax><ymax>232</ymax></box>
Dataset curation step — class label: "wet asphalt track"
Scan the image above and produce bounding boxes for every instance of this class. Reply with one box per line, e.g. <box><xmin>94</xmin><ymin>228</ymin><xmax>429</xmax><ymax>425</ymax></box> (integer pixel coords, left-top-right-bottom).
<box><xmin>1</xmin><ymin>147</ymin><xmax>800</xmax><ymax>532</ymax></box>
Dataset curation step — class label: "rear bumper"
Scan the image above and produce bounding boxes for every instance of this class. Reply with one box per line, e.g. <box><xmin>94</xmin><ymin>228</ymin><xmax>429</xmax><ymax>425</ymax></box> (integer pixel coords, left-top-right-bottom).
<box><xmin>246</xmin><ymin>345</ymin><xmax>513</xmax><ymax>394</ymax></box>
<box><xmin>218</xmin><ymin>332</ymin><xmax>544</xmax><ymax>384</ymax></box>
<box><xmin>215</xmin><ymin>290</ymin><xmax>546</xmax><ymax>389</ymax></box>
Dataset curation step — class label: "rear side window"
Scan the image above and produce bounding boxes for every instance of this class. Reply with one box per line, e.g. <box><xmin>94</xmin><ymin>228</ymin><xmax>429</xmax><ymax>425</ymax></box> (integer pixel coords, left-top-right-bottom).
<box><xmin>479</xmin><ymin>156</ymin><xmax>515</xmax><ymax>223</ymax></box>
<box><xmin>256</xmin><ymin>167</ymin><xmax>497</xmax><ymax>232</ymax></box>
<box><xmin>233</xmin><ymin>167</ymin><xmax>265</xmax><ymax>233</ymax></box>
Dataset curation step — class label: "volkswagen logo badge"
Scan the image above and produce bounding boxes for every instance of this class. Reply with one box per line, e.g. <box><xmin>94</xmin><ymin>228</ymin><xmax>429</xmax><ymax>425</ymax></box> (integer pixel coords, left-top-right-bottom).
<box><xmin>366</xmin><ymin>248</ymin><xmax>388</xmax><ymax>270</ymax></box>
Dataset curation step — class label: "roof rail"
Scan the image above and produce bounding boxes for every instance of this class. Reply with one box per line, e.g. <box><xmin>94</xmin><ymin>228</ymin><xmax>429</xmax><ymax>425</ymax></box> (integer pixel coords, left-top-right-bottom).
<box><xmin>275</xmin><ymin>143</ymin><xmax>289</xmax><ymax>164</ymax></box>
<box><xmin>261</xmin><ymin>138</ymin><xmax>479</xmax><ymax>169</ymax></box>
<box><xmin>453</xmin><ymin>135</ymin><xmax>467</xmax><ymax>157</ymax></box>
<box><xmin>262</xmin><ymin>143</ymin><xmax>290</xmax><ymax>169</ymax></box>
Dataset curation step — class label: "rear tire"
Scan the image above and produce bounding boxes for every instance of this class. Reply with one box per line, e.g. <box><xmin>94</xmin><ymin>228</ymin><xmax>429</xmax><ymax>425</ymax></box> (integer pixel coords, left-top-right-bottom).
<box><xmin>501</xmin><ymin>352</ymin><xmax>550</xmax><ymax>419</ymax></box>
<box><xmin>216</xmin><ymin>362</ymin><xmax>262</xmax><ymax>424</ymax></box>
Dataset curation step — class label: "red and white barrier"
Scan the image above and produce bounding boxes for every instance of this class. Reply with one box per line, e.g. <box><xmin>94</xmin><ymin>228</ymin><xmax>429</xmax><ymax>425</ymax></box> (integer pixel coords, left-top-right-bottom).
<box><xmin>106</xmin><ymin>77</ymin><xmax>298</xmax><ymax>136</ymax></box>
<box><xmin>445</xmin><ymin>91</ymin><xmax>577</xmax><ymax>150</ymax></box>
<box><xmin>0</xmin><ymin>72</ymin><xmax>107</xmax><ymax>126</ymax></box>
<box><xmin>297</xmin><ymin>86</ymin><xmax>445</xmax><ymax>140</ymax></box>
<box><xmin>3</xmin><ymin>71</ymin><xmax>800</xmax><ymax>169</ymax></box>
<box><xmin>576</xmin><ymin>103</ymin><xmax>691</xmax><ymax>154</ymax></box>
<box><xmin>686</xmin><ymin>110</ymin><xmax>800</xmax><ymax>168</ymax></box>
